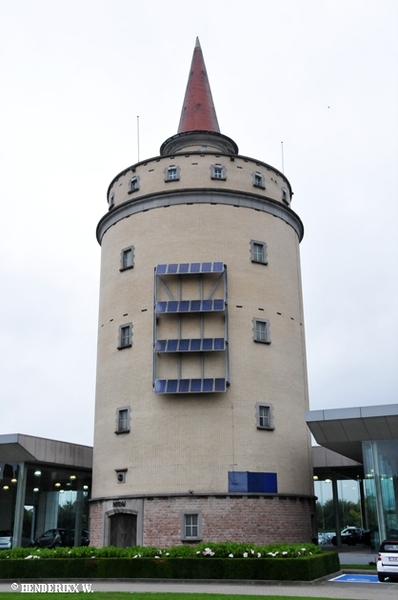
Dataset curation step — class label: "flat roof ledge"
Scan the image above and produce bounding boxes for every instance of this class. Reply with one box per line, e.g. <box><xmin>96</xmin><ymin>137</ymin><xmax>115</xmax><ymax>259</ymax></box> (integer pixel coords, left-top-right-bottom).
<box><xmin>0</xmin><ymin>433</ymin><xmax>92</xmax><ymax>469</ymax></box>
<box><xmin>306</xmin><ymin>404</ymin><xmax>398</xmax><ymax>463</ymax></box>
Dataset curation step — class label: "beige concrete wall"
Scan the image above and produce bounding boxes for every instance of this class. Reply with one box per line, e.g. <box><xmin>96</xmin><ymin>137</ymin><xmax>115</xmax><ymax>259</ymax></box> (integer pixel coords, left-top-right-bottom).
<box><xmin>107</xmin><ymin>153</ymin><xmax>291</xmax><ymax>209</ymax></box>
<box><xmin>93</xmin><ymin>193</ymin><xmax>312</xmax><ymax>500</ymax></box>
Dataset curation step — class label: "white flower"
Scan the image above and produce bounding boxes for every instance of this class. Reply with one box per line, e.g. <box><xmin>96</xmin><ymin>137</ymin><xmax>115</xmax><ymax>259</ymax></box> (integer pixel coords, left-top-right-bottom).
<box><xmin>243</xmin><ymin>552</ymin><xmax>248</xmax><ymax>558</ymax></box>
<box><xmin>155</xmin><ymin>555</ymin><xmax>160</xmax><ymax>558</ymax></box>
<box><xmin>301</xmin><ymin>548</ymin><xmax>306</xmax><ymax>552</ymax></box>
<box><xmin>282</xmin><ymin>551</ymin><xmax>288</xmax><ymax>555</ymax></box>
<box><xmin>229</xmin><ymin>553</ymin><xmax>234</xmax><ymax>558</ymax></box>
<box><xmin>24</xmin><ymin>555</ymin><xmax>33</xmax><ymax>560</ymax></box>
<box><xmin>257</xmin><ymin>552</ymin><xmax>261</xmax><ymax>558</ymax></box>
<box><xmin>196</xmin><ymin>551</ymin><xmax>201</xmax><ymax>555</ymax></box>
<box><xmin>133</xmin><ymin>555</ymin><xmax>138</xmax><ymax>558</ymax></box>
<box><xmin>165</xmin><ymin>552</ymin><xmax>169</xmax><ymax>556</ymax></box>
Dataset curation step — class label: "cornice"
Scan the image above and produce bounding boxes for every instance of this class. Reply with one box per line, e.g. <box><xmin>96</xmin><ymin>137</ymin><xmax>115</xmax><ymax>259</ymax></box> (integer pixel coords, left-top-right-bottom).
<box><xmin>96</xmin><ymin>189</ymin><xmax>304</xmax><ymax>244</ymax></box>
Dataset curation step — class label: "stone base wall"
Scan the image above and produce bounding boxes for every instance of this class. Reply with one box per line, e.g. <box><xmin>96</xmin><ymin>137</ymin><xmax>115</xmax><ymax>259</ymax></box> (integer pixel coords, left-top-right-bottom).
<box><xmin>90</xmin><ymin>494</ymin><xmax>316</xmax><ymax>548</ymax></box>
<box><xmin>89</xmin><ymin>500</ymin><xmax>103</xmax><ymax>548</ymax></box>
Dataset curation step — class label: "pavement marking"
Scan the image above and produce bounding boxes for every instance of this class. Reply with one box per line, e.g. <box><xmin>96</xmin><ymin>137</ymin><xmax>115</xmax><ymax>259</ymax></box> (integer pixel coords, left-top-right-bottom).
<box><xmin>331</xmin><ymin>574</ymin><xmax>379</xmax><ymax>583</ymax></box>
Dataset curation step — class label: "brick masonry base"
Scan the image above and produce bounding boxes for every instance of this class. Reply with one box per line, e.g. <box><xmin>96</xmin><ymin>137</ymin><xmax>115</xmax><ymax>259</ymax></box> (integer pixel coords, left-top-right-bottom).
<box><xmin>90</xmin><ymin>494</ymin><xmax>317</xmax><ymax>548</ymax></box>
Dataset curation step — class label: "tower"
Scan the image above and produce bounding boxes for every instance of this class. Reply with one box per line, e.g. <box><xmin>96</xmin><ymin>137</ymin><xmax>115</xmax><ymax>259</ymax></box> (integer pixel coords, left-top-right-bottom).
<box><xmin>91</xmin><ymin>39</ymin><xmax>315</xmax><ymax>548</ymax></box>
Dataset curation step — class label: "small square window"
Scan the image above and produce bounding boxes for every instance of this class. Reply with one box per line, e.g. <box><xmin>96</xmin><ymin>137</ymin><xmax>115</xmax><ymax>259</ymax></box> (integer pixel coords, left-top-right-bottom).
<box><xmin>211</xmin><ymin>164</ymin><xmax>226</xmax><ymax>180</ymax></box>
<box><xmin>282</xmin><ymin>187</ymin><xmax>289</xmax><ymax>204</ymax></box>
<box><xmin>118</xmin><ymin>323</ymin><xmax>132</xmax><ymax>349</ymax></box>
<box><xmin>115</xmin><ymin>407</ymin><xmax>131</xmax><ymax>433</ymax></box>
<box><xmin>256</xmin><ymin>403</ymin><xmax>274</xmax><ymax>430</ymax></box>
<box><xmin>120</xmin><ymin>246</ymin><xmax>134</xmax><ymax>271</ymax></box>
<box><xmin>165</xmin><ymin>165</ymin><xmax>180</xmax><ymax>182</ymax></box>
<box><xmin>128</xmin><ymin>176</ymin><xmax>140</xmax><ymax>193</ymax></box>
<box><xmin>253</xmin><ymin>318</ymin><xmax>271</xmax><ymax>344</ymax></box>
<box><xmin>108</xmin><ymin>192</ymin><xmax>115</xmax><ymax>209</ymax></box>
<box><xmin>253</xmin><ymin>172</ymin><xmax>265</xmax><ymax>189</ymax></box>
<box><xmin>250</xmin><ymin>240</ymin><xmax>268</xmax><ymax>265</ymax></box>
<box><xmin>181</xmin><ymin>512</ymin><xmax>202</xmax><ymax>541</ymax></box>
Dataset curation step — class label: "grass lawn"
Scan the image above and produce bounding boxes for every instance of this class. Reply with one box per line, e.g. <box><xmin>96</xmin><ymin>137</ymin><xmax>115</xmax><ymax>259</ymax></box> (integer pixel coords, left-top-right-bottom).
<box><xmin>0</xmin><ymin>594</ymin><xmax>349</xmax><ymax>600</ymax></box>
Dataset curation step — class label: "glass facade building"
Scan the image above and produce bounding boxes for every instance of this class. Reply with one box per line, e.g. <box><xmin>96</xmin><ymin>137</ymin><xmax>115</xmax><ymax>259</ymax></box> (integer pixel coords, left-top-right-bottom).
<box><xmin>0</xmin><ymin>434</ymin><xmax>92</xmax><ymax>548</ymax></box>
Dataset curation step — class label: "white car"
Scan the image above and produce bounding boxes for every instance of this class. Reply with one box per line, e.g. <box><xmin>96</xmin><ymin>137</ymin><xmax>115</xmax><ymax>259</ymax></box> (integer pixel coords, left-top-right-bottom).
<box><xmin>0</xmin><ymin>530</ymin><xmax>12</xmax><ymax>550</ymax></box>
<box><xmin>377</xmin><ymin>539</ymin><xmax>398</xmax><ymax>582</ymax></box>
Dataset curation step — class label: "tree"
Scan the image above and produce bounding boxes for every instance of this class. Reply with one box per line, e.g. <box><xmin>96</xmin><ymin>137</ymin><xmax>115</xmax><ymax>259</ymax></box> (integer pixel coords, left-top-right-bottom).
<box><xmin>317</xmin><ymin>499</ymin><xmax>361</xmax><ymax>531</ymax></box>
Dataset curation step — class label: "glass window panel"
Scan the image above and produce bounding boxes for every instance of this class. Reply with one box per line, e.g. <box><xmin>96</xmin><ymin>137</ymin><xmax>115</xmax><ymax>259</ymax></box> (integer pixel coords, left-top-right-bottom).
<box><xmin>185</xmin><ymin>514</ymin><xmax>198</xmax><ymax>537</ymax></box>
<box><xmin>168</xmin><ymin>301</ymin><xmax>178</xmax><ymax>312</ymax></box>
<box><xmin>179</xmin><ymin>263</ymin><xmax>189</xmax><ymax>273</ymax></box>
<box><xmin>156</xmin><ymin>264</ymin><xmax>167</xmax><ymax>274</ymax></box>
<box><xmin>213</xmin><ymin>299</ymin><xmax>224</xmax><ymax>310</ymax></box>
<box><xmin>202</xmin><ymin>262</ymin><xmax>212</xmax><ymax>272</ymax></box>
<box><xmin>179</xmin><ymin>300</ymin><xmax>189</xmax><ymax>311</ymax></box>
<box><xmin>203</xmin><ymin>338</ymin><xmax>213</xmax><ymax>350</ymax></box>
<box><xmin>118</xmin><ymin>409</ymin><xmax>128</xmax><ymax>430</ymax></box>
<box><xmin>167</xmin><ymin>264</ymin><xmax>178</xmax><ymax>274</ymax></box>
<box><xmin>190</xmin><ymin>263</ymin><xmax>200</xmax><ymax>273</ymax></box>
<box><xmin>213</xmin><ymin>262</ymin><xmax>223</xmax><ymax>272</ymax></box>
<box><xmin>156</xmin><ymin>301</ymin><xmax>167</xmax><ymax>312</ymax></box>
<box><xmin>155</xmin><ymin>340</ymin><xmax>166</xmax><ymax>352</ymax></box>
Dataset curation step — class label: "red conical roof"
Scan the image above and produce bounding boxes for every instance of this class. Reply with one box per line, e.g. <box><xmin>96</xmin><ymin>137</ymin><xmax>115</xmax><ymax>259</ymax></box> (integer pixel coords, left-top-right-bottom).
<box><xmin>178</xmin><ymin>37</ymin><xmax>220</xmax><ymax>134</ymax></box>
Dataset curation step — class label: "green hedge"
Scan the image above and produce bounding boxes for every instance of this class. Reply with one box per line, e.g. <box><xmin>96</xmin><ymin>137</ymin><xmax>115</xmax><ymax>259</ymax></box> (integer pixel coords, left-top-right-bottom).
<box><xmin>0</xmin><ymin>553</ymin><xmax>339</xmax><ymax>581</ymax></box>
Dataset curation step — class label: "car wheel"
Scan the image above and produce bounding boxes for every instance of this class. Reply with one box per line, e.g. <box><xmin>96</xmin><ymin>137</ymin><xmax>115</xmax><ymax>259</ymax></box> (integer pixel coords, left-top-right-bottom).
<box><xmin>378</xmin><ymin>573</ymin><xmax>386</xmax><ymax>582</ymax></box>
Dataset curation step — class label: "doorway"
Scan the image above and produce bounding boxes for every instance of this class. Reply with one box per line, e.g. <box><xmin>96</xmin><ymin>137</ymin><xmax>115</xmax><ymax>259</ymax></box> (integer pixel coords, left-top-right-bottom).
<box><xmin>109</xmin><ymin>513</ymin><xmax>137</xmax><ymax>547</ymax></box>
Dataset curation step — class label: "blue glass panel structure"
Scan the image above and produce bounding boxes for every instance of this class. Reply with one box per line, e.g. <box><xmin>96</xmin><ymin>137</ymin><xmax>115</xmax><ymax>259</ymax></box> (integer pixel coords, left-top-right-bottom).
<box><xmin>166</xmin><ymin>380</ymin><xmax>178</xmax><ymax>393</ymax></box>
<box><xmin>155</xmin><ymin>340</ymin><xmax>167</xmax><ymax>352</ymax></box>
<box><xmin>167</xmin><ymin>264</ymin><xmax>178</xmax><ymax>274</ymax></box>
<box><xmin>202</xmin><ymin>262</ymin><xmax>212</xmax><ymax>272</ymax></box>
<box><xmin>215</xmin><ymin>378</ymin><xmax>226</xmax><ymax>391</ymax></box>
<box><xmin>190</xmin><ymin>339</ymin><xmax>201</xmax><ymax>351</ymax></box>
<box><xmin>167</xmin><ymin>340</ymin><xmax>178</xmax><ymax>351</ymax></box>
<box><xmin>263</xmin><ymin>473</ymin><xmax>278</xmax><ymax>493</ymax></box>
<box><xmin>156</xmin><ymin>301</ymin><xmax>167</xmax><ymax>312</ymax></box>
<box><xmin>154</xmin><ymin>380</ymin><xmax>166</xmax><ymax>393</ymax></box>
<box><xmin>203</xmin><ymin>338</ymin><xmax>212</xmax><ymax>350</ymax></box>
<box><xmin>202</xmin><ymin>299</ymin><xmax>212</xmax><ymax>311</ymax></box>
<box><xmin>156</xmin><ymin>264</ymin><xmax>167</xmax><ymax>274</ymax></box>
<box><xmin>179</xmin><ymin>263</ymin><xmax>189</xmax><ymax>273</ymax></box>
<box><xmin>214</xmin><ymin>299</ymin><xmax>224</xmax><ymax>310</ymax></box>
<box><xmin>190</xmin><ymin>263</ymin><xmax>200</xmax><ymax>272</ymax></box>
<box><xmin>228</xmin><ymin>471</ymin><xmax>248</xmax><ymax>492</ymax></box>
<box><xmin>214</xmin><ymin>338</ymin><xmax>224</xmax><ymax>350</ymax></box>
<box><xmin>179</xmin><ymin>300</ymin><xmax>189</xmax><ymax>311</ymax></box>
<box><xmin>203</xmin><ymin>378</ymin><xmax>213</xmax><ymax>392</ymax></box>
<box><xmin>179</xmin><ymin>339</ymin><xmax>189</xmax><ymax>351</ymax></box>
<box><xmin>191</xmin><ymin>379</ymin><xmax>202</xmax><ymax>392</ymax></box>
<box><xmin>178</xmin><ymin>379</ymin><xmax>190</xmax><ymax>392</ymax></box>
<box><xmin>190</xmin><ymin>300</ymin><xmax>201</xmax><ymax>311</ymax></box>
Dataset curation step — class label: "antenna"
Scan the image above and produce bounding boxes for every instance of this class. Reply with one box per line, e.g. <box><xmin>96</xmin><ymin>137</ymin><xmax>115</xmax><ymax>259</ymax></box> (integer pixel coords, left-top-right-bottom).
<box><xmin>137</xmin><ymin>116</ymin><xmax>140</xmax><ymax>162</ymax></box>
<box><xmin>281</xmin><ymin>141</ymin><xmax>284</xmax><ymax>173</ymax></box>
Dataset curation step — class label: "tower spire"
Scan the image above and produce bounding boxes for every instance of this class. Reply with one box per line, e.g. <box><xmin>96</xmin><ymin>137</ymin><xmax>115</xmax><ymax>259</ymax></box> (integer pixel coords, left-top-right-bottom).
<box><xmin>178</xmin><ymin>37</ymin><xmax>220</xmax><ymax>134</ymax></box>
<box><xmin>160</xmin><ymin>38</ymin><xmax>238</xmax><ymax>156</ymax></box>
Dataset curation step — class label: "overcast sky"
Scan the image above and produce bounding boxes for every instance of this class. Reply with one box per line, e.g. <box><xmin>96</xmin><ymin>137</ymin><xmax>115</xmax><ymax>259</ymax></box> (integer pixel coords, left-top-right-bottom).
<box><xmin>1</xmin><ymin>0</ymin><xmax>397</xmax><ymax>447</ymax></box>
